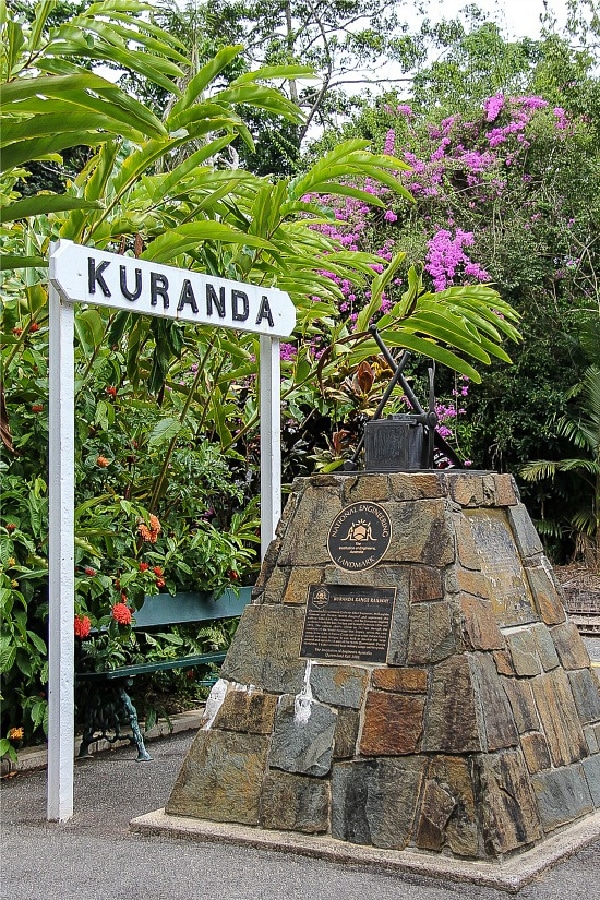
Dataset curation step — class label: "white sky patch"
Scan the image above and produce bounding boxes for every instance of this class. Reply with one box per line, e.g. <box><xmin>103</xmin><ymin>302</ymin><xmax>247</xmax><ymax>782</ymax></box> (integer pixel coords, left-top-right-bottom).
<box><xmin>418</xmin><ymin>0</ymin><xmax>568</xmax><ymax>39</ymax></box>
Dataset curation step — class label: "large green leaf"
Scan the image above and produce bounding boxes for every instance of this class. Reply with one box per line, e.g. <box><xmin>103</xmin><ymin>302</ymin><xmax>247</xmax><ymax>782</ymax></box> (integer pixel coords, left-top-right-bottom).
<box><xmin>170</xmin><ymin>46</ymin><xmax>244</xmax><ymax>117</ymax></box>
<box><xmin>0</xmin><ymin>195</ymin><xmax>101</xmax><ymax>223</ymax></box>
<box><xmin>2</xmin><ymin>73</ymin><xmax>166</xmax><ymax>141</ymax></box>
<box><xmin>1</xmin><ymin>132</ymin><xmax>114</xmax><ymax>171</ymax></box>
<box><xmin>1</xmin><ymin>109</ymin><xmax>146</xmax><ymax>146</ymax></box>
<box><xmin>141</xmin><ymin>222</ymin><xmax>277</xmax><ymax>264</ymax></box>
<box><xmin>232</xmin><ymin>64</ymin><xmax>316</xmax><ymax>85</ymax></box>
<box><xmin>216</xmin><ymin>84</ymin><xmax>304</xmax><ymax>122</ymax></box>
<box><xmin>355</xmin><ymin>332</ymin><xmax>483</xmax><ymax>382</ymax></box>
<box><xmin>0</xmin><ymin>255</ymin><xmax>46</xmax><ymax>270</ymax></box>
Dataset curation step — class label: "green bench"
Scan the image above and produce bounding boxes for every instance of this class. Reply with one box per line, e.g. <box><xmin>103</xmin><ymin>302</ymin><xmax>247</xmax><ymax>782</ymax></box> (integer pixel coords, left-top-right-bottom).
<box><xmin>76</xmin><ymin>586</ymin><xmax>252</xmax><ymax>761</ymax></box>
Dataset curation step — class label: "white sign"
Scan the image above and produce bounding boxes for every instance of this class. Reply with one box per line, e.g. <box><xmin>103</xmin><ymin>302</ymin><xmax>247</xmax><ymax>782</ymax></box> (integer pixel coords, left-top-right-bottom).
<box><xmin>47</xmin><ymin>240</ymin><xmax>294</xmax><ymax>823</ymax></box>
<box><xmin>49</xmin><ymin>240</ymin><xmax>296</xmax><ymax>337</ymax></box>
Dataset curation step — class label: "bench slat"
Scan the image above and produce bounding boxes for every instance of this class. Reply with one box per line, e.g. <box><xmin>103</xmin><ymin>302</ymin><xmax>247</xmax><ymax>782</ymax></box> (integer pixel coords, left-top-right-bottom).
<box><xmin>77</xmin><ymin>649</ymin><xmax>227</xmax><ymax>681</ymax></box>
<box><xmin>132</xmin><ymin>586</ymin><xmax>251</xmax><ymax>628</ymax></box>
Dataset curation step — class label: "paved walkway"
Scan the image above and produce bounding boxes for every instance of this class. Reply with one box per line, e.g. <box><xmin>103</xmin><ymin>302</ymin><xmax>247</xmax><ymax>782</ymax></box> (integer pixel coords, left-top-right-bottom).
<box><xmin>1</xmin><ymin>731</ymin><xmax>599</xmax><ymax>900</ymax></box>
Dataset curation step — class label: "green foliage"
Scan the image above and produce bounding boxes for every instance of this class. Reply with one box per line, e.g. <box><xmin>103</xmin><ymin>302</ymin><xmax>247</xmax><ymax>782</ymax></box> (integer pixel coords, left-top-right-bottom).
<box><xmin>0</xmin><ymin>0</ymin><xmax>520</xmax><ymax>751</ymax></box>
<box><xmin>521</xmin><ymin>310</ymin><xmax>600</xmax><ymax>568</ymax></box>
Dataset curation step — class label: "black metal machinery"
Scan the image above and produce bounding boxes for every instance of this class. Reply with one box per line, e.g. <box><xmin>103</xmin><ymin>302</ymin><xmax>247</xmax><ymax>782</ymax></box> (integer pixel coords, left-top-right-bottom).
<box><xmin>343</xmin><ymin>326</ymin><xmax>463</xmax><ymax>472</ymax></box>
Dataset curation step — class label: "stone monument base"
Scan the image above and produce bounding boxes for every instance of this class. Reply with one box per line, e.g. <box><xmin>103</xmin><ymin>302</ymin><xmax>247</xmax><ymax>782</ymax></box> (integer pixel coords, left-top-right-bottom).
<box><xmin>157</xmin><ymin>472</ymin><xmax>600</xmax><ymax>870</ymax></box>
<box><xmin>130</xmin><ymin>807</ymin><xmax>600</xmax><ymax>892</ymax></box>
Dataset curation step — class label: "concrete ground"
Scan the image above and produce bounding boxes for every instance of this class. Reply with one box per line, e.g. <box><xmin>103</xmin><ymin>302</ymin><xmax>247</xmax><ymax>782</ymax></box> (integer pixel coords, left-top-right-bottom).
<box><xmin>1</xmin><ymin>731</ymin><xmax>600</xmax><ymax>900</ymax></box>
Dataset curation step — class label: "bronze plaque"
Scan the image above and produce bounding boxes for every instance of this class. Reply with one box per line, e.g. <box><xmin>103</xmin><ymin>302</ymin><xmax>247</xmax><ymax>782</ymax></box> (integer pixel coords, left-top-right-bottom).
<box><xmin>327</xmin><ymin>502</ymin><xmax>392</xmax><ymax>572</ymax></box>
<box><xmin>300</xmin><ymin>584</ymin><xmax>396</xmax><ymax>662</ymax></box>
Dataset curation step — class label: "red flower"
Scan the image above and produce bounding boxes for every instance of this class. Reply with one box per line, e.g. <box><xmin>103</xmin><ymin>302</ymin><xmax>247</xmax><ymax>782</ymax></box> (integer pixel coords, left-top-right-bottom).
<box><xmin>74</xmin><ymin>614</ymin><xmax>92</xmax><ymax>638</ymax></box>
<box><xmin>12</xmin><ymin>326</ymin><xmax>23</xmax><ymax>336</ymax></box>
<box><xmin>138</xmin><ymin>514</ymin><xmax>161</xmax><ymax>543</ymax></box>
<box><xmin>156</xmin><ymin>578</ymin><xmax>166</xmax><ymax>589</ymax></box>
<box><xmin>152</xmin><ymin>566</ymin><xmax>163</xmax><ymax>576</ymax></box>
<box><xmin>96</xmin><ymin>455</ymin><xmax>109</xmax><ymax>467</ymax></box>
<box><xmin>139</xmin><ymin>562</ymin><xmax>149</xmax><ymax>572</ymax></box>
<box><xmin>84</xmin><ymin>566</ymin><xmax>96</xmax><ymax>577</ymax></box>
<box><xmin>111</xmin><ymin>602</ymin><xmax>132</xmax><ymax>625</ymax></box>
<box><xmin>32</xmin><ymin>404</ymin><xmax>44</xmax><ymax>413</ymax></box>
<box><xmin>106</xmin><ymin>386</ymin><xmax>117</xmax><ymax>398</ymax></box>
<box><xmin>229</xmin><ymin>570</ymin><xmax>239</xmax><ymax>580</ymax></box>
<box><xmin>30</xmin><ymin>322</ymin><xmax>40</xmax><ymax>333</ymax></box>
<box><xmin>6</xmin><ymin>524</ymin><xmax>16</xmax><ymax>533</ymax></box>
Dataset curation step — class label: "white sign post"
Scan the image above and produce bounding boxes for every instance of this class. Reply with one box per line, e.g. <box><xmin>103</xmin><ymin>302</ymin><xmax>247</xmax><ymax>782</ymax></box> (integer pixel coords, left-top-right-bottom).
<box><xmin>47</xmin><ymin>239</ymin><xmax>295</xmax><ymax>821</ymax></box>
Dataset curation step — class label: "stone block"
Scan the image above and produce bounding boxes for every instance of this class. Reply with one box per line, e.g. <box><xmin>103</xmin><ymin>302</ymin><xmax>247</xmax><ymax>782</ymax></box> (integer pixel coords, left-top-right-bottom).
<box><xmin>278</xmin><ymin>483</ymin><xmax>343</xmax><ymax>566</ymax></box>
<box><xmin>469</xmin><ymin>653</ymin><xmax>519</xmax><ymax>751</ymax></box>
<box><xmin>503</xmin><ymin>678</ymin><xmax>540</xmax><ymax>733</ymax></box>
<box><xmin>371</xmin><ymin>667</ymin><xmax>428</xmax><ymax>694</ymax></box>
<box><xmin>422</xmin><ymin>657</ymin><xmax>481</xmax><ymax>753</ymax></box>
<box><xmin>262</xmin><ymin>565</ymin><xmax>290</xmax><ymax>604</ymax></box>
<box><xmin>531</xmin><ymin>670</ymin><xmax>588</xmax><ymax>767</ymax></box>
<box><xmin>388</xmin><ymin>472</ymin><xmax>444</xmax><ymax>500</ymax></box>
<box><xmin>331</xmin><ymin>757</ymin><xmax>425</xmax><ymax>850</ymax></box>
<box><xmin>220</xmin><ymin>605</ymin><xmax>306</xmax><ymax>694</ymax></box>
<box><xmin>283</xmin><ymin>566</ymin><xmax>326</xmax><ymax>604</ymax></box>
<box><xmin>493</xmin><ymin>649</ymin><xmax>516</xmax><ymax>676</ymax></box>
<box><xmin>448</xmin><ymin>473</ymin><xmax>484</xmax><ymax>507</ymax></box>
<box><xmin>584</xmin><ymin>724</ymin><xmax>600</xmax><ymax>754</ymax></box>
<box><xmin>507</xmin><ymin>504</ymin><xmax>543</xmax><ymax>559</ymax></box>
<box><xmin>454</xmin><ymin>567</ymin><xmax>492</xmax><ymax>600</ymax></box>
<box><xmin>479</xmin><ymin>750</ymin><xmax>542</xmax><ymax>854</ymax></box>
<box><xmin>386</xmin><ymin>500</ymin><xmax>455</xmax><ymax>566</ymax></box>
<box><xmin>359</xmin><ymin>691</ymin><xmax>425</xmax><ymax>756</ymax></box>
<box><xmin>260</xmin><ymin>771</ymin><xmax>329</xmax><ymax>833</ymax></box>
<box><xmin>415</xmin><ymin>778</ymin><xmax>456</xmax><ymax>851</ymax></box>
<box><xmin>454</xmin><ymin>513</ymin><xmax>482</xmax><ymax>570</ymax></box>
<box><xmin>532</xmin><ymin>623</ymin><xmax>559</xmax><ymax>671</ymax></box>
<box><xmin>166</xmin><ymin>730</ymin><xmax>268</xmax><ymax>825</ymax></box>
<box><xmin>407</xmin><ymin>600</ymin><xmax>456</xmax><ymax>665</ymax></box>
<box><xmin>410</xmin><ymin>564</ymin><xmax>444</xmax><ymax>601</ymax></box>
<box><xmin>333</xmin><ymin>708</ymin><xmax>360</xmax><ymax>759</ymax></box>
<box><xmin>422</xmin><ymin>756</ymin><xmax>480</xmax><ymax>858</ymax></box>
<box><xmin>568</xmin><ymin>669</ymin><xmax>600</xmax><ymax>724</ymax></box>
<box><xmin>459</xmin><ymin>594</ymin><xmax>505</xmax><ymax>651</ymax></box>
<box><xmin>552</xmin><ymin>622</ymin><xmax>591</xmax><ymax>670</ymax></box>
<box><xmin>344</xmin><ymin>474</ymin><xmax>391</xmax><ymax>503</ymax></box>
<box><xmin>269</xmin><ymin>696</ymin><xmax>336</xmax><ymax>778</ymax></box>
<box><xmin>490</xmin><ymin>474</ymin><xmax>519</xmax><ymax>507</ymax></box>
<box><xmin>527</xmin><ymin>565</ymin><xmax>566</xmax><ymax>626</ymax></box>
<box><xmin>324</xmin><ymin>563</ymin><xmax>409</xmax><ymax>590</ymax></box>
<box><xmin>462</xmin><ymin>508</ymin><xmax>537</xmax><ymax>628</ymax></box>
<box><xmin>311</xmin><ymin>665</ymin><xmax>368</xmax><ymax>709</ymax></box>
<box><xmin>386</xmin><ymin>577</ymin><xmax>410</xmax><ymax>666</ymax></box>
<box><xmin>582</xmin><ymin>754</ymin><xmax>600</xmax><ymax>806</ymax></box>
<box><xmin>276</xmin><ymin>488</ymin><xmax>301</xmax><ymax>537</ymax></box>
<box><xmin>505</xmin><ymin>629</ymin><xmax>541</xmax><ymax>677</ymax></box>
<box><xmin>531</xmin><ymin>765</ymin><xmax>593</xmax><ymax>832</ymax></box>
<box><xmin>520</xmin><ymin>732</ymin><xmax>552</xmax><ymax>774</ymax></box>
<box><xmin>212</xmin><ymin>689</ymin><xmax>277</xmax><ymax>735</ymax></box>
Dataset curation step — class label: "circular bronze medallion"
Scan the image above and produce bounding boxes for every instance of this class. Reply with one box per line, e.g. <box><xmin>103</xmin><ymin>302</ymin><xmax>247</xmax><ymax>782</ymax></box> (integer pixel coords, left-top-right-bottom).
<box><xmin>327</xmin><ymin>502</ymin><xmax>392</xmax><ymax>572</ymax></box>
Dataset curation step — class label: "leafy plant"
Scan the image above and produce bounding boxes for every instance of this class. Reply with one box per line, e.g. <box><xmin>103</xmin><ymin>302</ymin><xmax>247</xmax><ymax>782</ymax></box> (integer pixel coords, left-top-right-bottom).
<box><xmin>521</xmin><ymin>311</ymin><xmax>600</xmax><ymax>569</ymax></box>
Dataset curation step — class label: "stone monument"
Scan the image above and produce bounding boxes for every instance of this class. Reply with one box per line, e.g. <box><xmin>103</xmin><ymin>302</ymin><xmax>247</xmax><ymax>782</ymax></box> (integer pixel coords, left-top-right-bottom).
<box><xmin>164</xmin><ymin>470</ymin><xmax>600</xmax><ymax>862</ymax></box>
